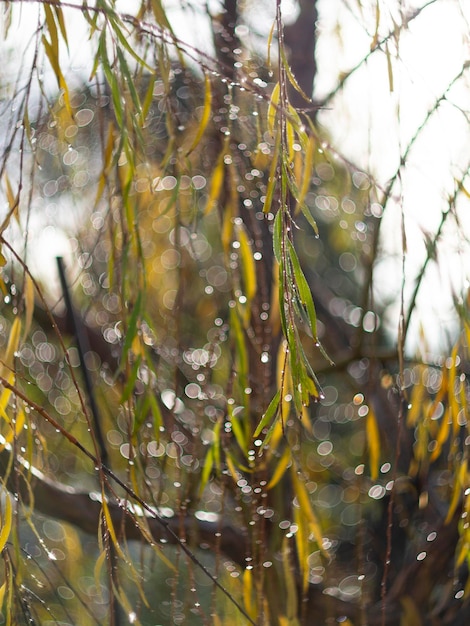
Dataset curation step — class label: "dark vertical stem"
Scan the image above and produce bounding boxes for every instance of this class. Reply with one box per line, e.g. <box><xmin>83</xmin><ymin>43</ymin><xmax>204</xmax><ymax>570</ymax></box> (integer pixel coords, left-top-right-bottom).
<box><xmin>56</xmin><ymin>257</ymin><xmax>109</xmax><ymax>466</ymax></box>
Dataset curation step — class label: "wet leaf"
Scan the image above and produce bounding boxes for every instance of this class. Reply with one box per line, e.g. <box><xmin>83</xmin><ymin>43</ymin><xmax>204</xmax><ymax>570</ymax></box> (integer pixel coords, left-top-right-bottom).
<box><xmin>254</xmin><ymin>390</ymin><xmax>281</xmax><ymax>438</ymax></box>
<box><xmin>237</xmin><ymin>222</ymin><xmax>257</xmax><ymax>308</ymax></box>
<box><xmin>268</xmin><ymin>82</ymin><xmax>280</xmax><ymax>137</ymax></box>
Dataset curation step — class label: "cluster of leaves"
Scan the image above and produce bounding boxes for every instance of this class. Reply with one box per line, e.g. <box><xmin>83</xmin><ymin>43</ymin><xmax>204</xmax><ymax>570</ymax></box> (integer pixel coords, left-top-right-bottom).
<box><xmin>0</xmin><ymin>1</ymin><xmax>469</xmax><ymax>625</ymax></box>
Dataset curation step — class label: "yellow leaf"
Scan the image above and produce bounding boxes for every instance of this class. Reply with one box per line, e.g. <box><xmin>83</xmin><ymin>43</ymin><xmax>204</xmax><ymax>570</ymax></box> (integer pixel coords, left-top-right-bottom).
<box><xmin>291</xmin><ymin>468</ymin><xmax>326</xmax><ymax>557</ymax></box>
<box><xmin>236</xmin><ymin>222</ymin><xmax>257</xmax><ymax>305</ymax></box>
<box><xmin>445</xmin><ymin>459</ymin><xmax>467</xmax><ymax>524</ymax></box>
<box><xmin>0</xmin><ymin>496</ymin><xmax>12</xmax><ymax>552</ymax></box>
<box><xmin>267</xmin><ymin>447</ymin><xmax>291</xmax><ymax>490</ymax></box>
<box><xmin>101</xmin><ymin>497</ymin><xmax>126</xmax><ymax>562</ymax></box>
<box><xmin>22</xmin><ymin>274</ymin><xmax>35</xmax><ymax>340</ymax></box>
<box><xmin>243</xmin><ymin>567</ymin><xmax>255</xmax><ymax>619</ymax></box>
<box><xmin>41</xmin><ymin>35</ymin><xmax>73</xmax><ymax>117</ymax></box>
<box><xmin>205</xmin><ymin>150</ymin><xmax>225</xmax><ymax>215</ymax></box>
<box><xmin>266</xmin><ymin>20</ymin><xmax>276</xmax><ymax>73</ymax></box>
<box><xmin>186</xmin><ymin>73</ymin><xmax>211</xmax><ymax>155</ymax></box>
<box><xmin>366</xmin><ymin>405</ymin><xmax>380</xmax><ymax>480</ymax></box>
<box><xmin>430</xmin><ymin>406</ymin><xmax>451</xmax><ymax>462</ymax></box>
<box><xmin>93</xmin><ymin>549</ymin><xmax>107</xmax><ymax>600</ymax></box>
<box><xmin>1</xmin><ymin>318</ymin><xmax>21</xmax><ymax>376</ymax></box>
<box><xmin>281</xmin><ymin>538</ymin><xmax>298</xmax><ymax>619</ymax></box>
<box><xmin>225</xmin><ymin>452</ymin><xmax>240</xmax><ymax>484</ymax></box>
<box><xmin>292</xmin><ymin>504</ymin><xmax>310</xmax><ymax>593</ymax></box>
<box><xmin>295</xmin><ymin>135</ymin><xmax>315</xmax><ymax>212</ymax></box>
<box><xmin>0</xmin><ymin>406</ymin><xmax>25</xmax><ymax>450</ymax></box>
<box><xmin>400</xmin><ymin>595</ymin><xmax>423</xmax><ymax>626</ymax></box>
<box><xmin>448</xmin><ymin>342</ymin><xmax>461</xmax><ymax>436</ymax></box>
<box><xmin>268</xmin><ymin>82</ymin><xmax>280</xmax><ymax>137</ymax></box>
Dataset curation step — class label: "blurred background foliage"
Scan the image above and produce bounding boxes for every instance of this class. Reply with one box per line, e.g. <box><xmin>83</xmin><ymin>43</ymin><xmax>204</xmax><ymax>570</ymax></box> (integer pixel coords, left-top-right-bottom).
<box><xmin>0</xmin><ymin>0</ymin><xmax>469</xmax><ymax>625</ymax></box>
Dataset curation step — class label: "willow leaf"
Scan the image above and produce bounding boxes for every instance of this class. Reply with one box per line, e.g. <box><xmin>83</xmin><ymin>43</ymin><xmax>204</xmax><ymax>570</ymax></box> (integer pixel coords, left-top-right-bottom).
<box><xmin>268</xmin><ymin>82</ymin><xmax>280</xmax><ymax>137</ymax></box>
<box><xmin>279</xmin><ymin>45</ymin><xmax>312</xmax><ymax>104</ymax></box>
<box><xmin>237</xmin><ymin>223</ymin><xmax>257</xmax><ymax>304</ymax></box>
<box><xmin>366</xmin><ymin>406</ymin><xmax>381</xmax><ymax>480</ymax></box>
<box><xmin>267</xmin><ymin>446</ymin><xmax>291</xmax><ymax>490</ymax></box>
<box><xmin>205</xmin><ymin>149</ymin><xmax>225</xmax><ymax>215</ymax></box>
<box><xmin>287</xmin><ymin>239</ymin><xmax>318</xmax><ymax>338</ymax></box>
<box><xmin>291</xmin><ymin>468</ymin><xmax>327</xmax><ymax>557</ymax></box>
<box><xmin>0</xmin><ymin>496</ymin><xmax>12</xmax><ymax>552</ymax></box>
<box><xmin>186</xmin><ymin>73</ymin><xmax>212</xmax><ymax>156</ymax></box>
<box><xmin>254</xmin><ymin>390</ymin><xmax>281</xmax><ymax>438</ymax></box>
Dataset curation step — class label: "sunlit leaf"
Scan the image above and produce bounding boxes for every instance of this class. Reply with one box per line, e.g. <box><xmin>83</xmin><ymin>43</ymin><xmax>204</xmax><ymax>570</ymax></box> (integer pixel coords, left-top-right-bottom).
<box><xmin>268</xmin><ymin>82</ymin><xmax>280</xmax><ymax>137</ymax></box>
<box><xmin>279</xmin><ymin>45</ymin><xmax>312</xmax><ymax>104</ymax></box>
<box><xmin>267</xmin><ymin>446</ymin><xmax>291</xmax><ymax>489</ymax></box>
<box><xmin>266</xmin><ymin>20</ymin><xmax>275</xmax><ymax>73</ymax></box>
<box><xmin>366</xmin><ymin>405</ymin><xmax>380</xmax><ymax>480</ymax></box>
<box><xmin>41</xmin><ymin>34</ymin><xmax>72</xmax><ymax>117</ymax></box>
<box><xmin>291</xmin><ymin>468</ymin><xmax>327</xmax><ymax>557</ymax></box>
<box><xmin>295</xmin><ymin>135</ymin><xmax>315</xmax><ymax>211</ymax></box>
<box><xmin>22</xmin><ymin>274</ymin><xmax>34</xmax><ymax>341</ymax></box>
<box><xmin>243</xmin><ymin>567</ymin><xmax>255</xmax><ymax>619</ymax></box>
<box><xmin>0</xmin><ymin>495</ymin><xmax>12</xmax><ymax>552</ymax></box>
<box><xmin>1</xmin><ymin>318</ymin><xmax>21</xmax><ymax>376</ymax></box>
<box><xmin>236</xmin><ymin>222</ymin><xmax>257</xmax><ymax>308</ymax></box>
<box><xmin>229</xmin><ymin>403</ymin><xmax>248</xmax><ymax>455</ymax></box>
<box><xmin>430</xmin><ymin>405</ymin><xmax>451</xmax><ymax>462</ymax></box>
<box><xmin>385</xmin><ymin>41</ymin><xmax>394</xmax><ymax>92</ymax></box>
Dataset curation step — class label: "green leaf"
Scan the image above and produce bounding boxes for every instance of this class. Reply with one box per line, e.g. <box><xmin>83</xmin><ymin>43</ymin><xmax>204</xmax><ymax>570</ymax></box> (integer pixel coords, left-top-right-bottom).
<box><xmin>262</xmin><ymin>134</ymin><xmax>280</xmax><ymax>214</ymax></box>
<box><xmin>121</xmin><ymin>354</ymin><xmax>142</xmax><ymax>404</ymax></box>
<box><xmin>254</xmin><ymin>390</ymin><xmax>281</xmax><ymax>438</ymax></box>
<box><xmin>119</xmin><ymin>292</ymin><xmax>143</xmax><ymax>369</ymax></box>
<box><xmin>273</xmin><ymin>209</ymin><xmax>283</xmax><ymax>264</ymax></box>
<box><xmin>229</xmin><ymin>404</ymin><xmax>248</xmax><ymax>454</ymax></box>
<box><xmin>287</xmin><ymin>240</ymin><xmax>318</xmax><ymax>339</ymax></box>
<box><xmin>199</xmin><ymin>446</ymin><xmax>214</xmax><ymax>497</ymax></box>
